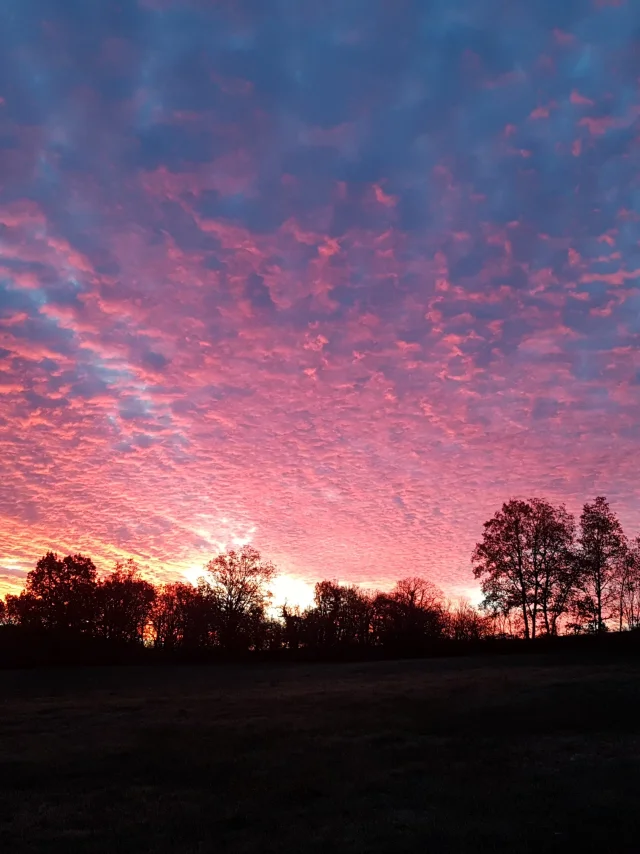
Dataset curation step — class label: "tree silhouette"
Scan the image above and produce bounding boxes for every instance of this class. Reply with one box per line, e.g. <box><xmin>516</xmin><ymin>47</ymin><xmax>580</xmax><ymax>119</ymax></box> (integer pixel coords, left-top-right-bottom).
<box><xmin>473</xmin><ymin>499</ymin><xmax>579</xmax><ymax>639</ymax></box>
<box><xmin>305</xmin><ymin>581</ymin><xmax>374</xmax><ymax>647</ymax></box>
<box><xmin>373</xmin><ymin>577</ymin><xmax>447</xmax><ymax>649</ymax></box>
<box><xmin>473</xmin><ymin>501</ymin><xmax>535</xmax><ymax>639</ymax></box>
<box><xmin>304</xmin><ymin>581</ymin><xmax>342</xmax><ymax>647</ymax></box>
<box><xmin>18</xmin><ymin>552</ymin><xmax>98</xmax><ymax>633</ymax></box>
<box><xmin>95</xmin><ymin>559</ymin><xmax>156</xmax><ymax>645</ymax></box>
<box><xmin>281</xmin><ymin>604</ymin><xmax>305</xmax><ymax>650</ymax></box>
<box><xmin>573</xmin><ymin>497</ymin><xmax>626</xmax><ymax>633</ymax></box>
<box><xmin>447</xmin><ymin>599</ymin><xmax>490</xmax><ymax>641</ymax></box>
<box><xmin>151</xmin><ymin>582</ymin><xmax>213</xmax><ymax>650</ymax></box>
<box><xmin>202</xmin><ymin>546</ymin><xmax>277</xmax><ymax>651</ymax></box>
<box><xmin>614</xmin><ymin>537</ymin><xmax>640</xmax><ymax>631</ymax></box>
<box><xmin>3</xmin><ymin>495</ymin><xmax>640</xmax><ymax>667</ymax></box>
<box><xmin>4</xmin><ymin>591</ymin><xmax>41</xmax><ymax>628</ymax></box>
<box><xmin>528</xmin><ymin>499</ymin><xmax>577</xmax><ymax>636</ymax></box>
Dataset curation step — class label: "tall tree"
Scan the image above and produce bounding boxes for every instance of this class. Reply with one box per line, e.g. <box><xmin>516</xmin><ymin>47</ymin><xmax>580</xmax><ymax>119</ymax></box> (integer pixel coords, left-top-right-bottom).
<box><xmin>22</xmin><ymin>552</ymin><xmax>98</xmax><ymax>633</ymax></box>
<box><xmin>473</xmin><ymin>499</ymin><xmax>579</xmax><ymax>639</ymax></box>
<box><xmin>203</xmin><ymin>546</ymin><xmax>276</xmax><ymax>651</ymax></box>
<box><xmin>473</xmin><ymin>500</ymin><xmax>535</xmax><ymax>639</ymax></box>
<box><xmin>528</xmin><ymin>499</ymin><xmax>577</xmax><ymax>636</ymax></box>
<box><xmin>612</xmin><ymin>536</ymin><xmax>640</xmax><ymax>632</ymax></box>
<box><xmin>574</xmin><ymin>497</ymin><xmax>626</xmax><ymax>633</ymax></box>
<box><xmin>95</xmin><ymin>559</ymin><xmax>156</xmax><ymax>645</ymax></box>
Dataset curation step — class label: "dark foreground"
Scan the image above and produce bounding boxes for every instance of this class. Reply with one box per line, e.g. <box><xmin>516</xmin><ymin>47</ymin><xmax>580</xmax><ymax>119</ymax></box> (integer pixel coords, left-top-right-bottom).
<box><xmin>2</xmin><ymin>655</ymin><xmax>640</xmax><ymax>853</ymax></box>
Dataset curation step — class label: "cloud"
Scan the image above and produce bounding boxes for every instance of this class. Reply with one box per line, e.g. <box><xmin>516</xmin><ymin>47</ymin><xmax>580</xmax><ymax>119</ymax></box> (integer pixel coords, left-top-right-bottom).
<box><xmin>1</xmin><ymin>0</ymin><xmax>640</xmax><ymax>598</ymax></box>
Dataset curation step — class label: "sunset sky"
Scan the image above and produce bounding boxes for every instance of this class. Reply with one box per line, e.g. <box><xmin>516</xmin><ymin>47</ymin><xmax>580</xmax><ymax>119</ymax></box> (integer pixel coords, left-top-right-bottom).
<box><xmin>1</xmin><ymin>0</ymin><xmax>639</xmax><ymax>604</ymax></box>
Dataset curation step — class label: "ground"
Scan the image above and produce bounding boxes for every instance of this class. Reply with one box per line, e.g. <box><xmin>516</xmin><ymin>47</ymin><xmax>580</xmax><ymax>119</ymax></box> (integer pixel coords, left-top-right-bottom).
<box><xmin>2</xmin><ymin>654</ymin><xmax>640</xmax><ymax>852</ymax></box>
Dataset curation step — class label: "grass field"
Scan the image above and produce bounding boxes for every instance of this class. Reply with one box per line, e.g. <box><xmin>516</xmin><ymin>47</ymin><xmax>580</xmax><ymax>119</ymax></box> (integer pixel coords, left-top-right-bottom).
<box><xmin>2</xmin><ymin>655</ymin><xmax>640</xmax><ymax>852</ymax></box>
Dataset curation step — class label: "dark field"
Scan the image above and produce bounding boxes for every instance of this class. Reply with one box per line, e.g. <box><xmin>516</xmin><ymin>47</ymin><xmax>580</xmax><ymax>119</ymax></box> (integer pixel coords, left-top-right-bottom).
<box><xmin>2</xmin><ymin>655</ymin><xmax>640</xmax><ymax>853</ymax></box>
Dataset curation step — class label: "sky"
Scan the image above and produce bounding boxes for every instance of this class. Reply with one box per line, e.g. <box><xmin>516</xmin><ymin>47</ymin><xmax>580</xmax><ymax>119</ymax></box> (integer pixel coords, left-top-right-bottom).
<box><xmin>1</xmin><ymin>0</ymin><xmax>640</xmax><ymax>605</ymax></box>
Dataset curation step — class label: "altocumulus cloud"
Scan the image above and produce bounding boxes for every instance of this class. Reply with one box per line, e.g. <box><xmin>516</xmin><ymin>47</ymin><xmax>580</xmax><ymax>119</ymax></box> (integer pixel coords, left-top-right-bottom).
<box><xmin>1</xmin><ymin>0</ymin><xmax>639</xmax><ymax>598</ymax></box>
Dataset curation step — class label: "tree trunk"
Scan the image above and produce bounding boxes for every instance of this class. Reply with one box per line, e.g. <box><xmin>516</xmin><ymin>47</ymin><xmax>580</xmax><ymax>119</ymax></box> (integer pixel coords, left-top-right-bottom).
<box><xmin>521</xmin><ymin>595</ymin><xmax>530</xmax><ymax>640</ymax></box>
<box><xmin>619</xmin><ymin>579</ymin><xmax>624</xmax><ymax>633</ymax></box>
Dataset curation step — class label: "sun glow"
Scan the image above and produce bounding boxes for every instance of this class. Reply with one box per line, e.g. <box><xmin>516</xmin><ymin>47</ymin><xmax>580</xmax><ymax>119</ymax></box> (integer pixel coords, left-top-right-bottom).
<box><xmin>269</xmin><ymin>574</ymin><xmax>316</xmax><ymax>612</ymax></box>
<box><xmin>180</xmin><ymin>566</ymin><xmax>315</xmax><ymax>612</ymax></box>
<box><xmin>183</xmin><ymin>565</ymin><xmax>206</xmax><ymax>587</ymax></box>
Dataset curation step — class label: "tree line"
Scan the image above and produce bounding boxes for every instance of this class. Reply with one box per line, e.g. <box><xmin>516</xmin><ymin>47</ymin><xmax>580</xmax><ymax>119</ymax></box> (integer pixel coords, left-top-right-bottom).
<box><xmin>0</xmin><ymin>548</ymin><xmax>487</xmax><ymax>656</ymax></box>
<box><xmin>473</xmin><ymin>496</ymin><xmax>640</xmax><ymax>638</ymax></box>
<box><xmin>1</xmin><ymin>495</ymin><xmax>639</xmax><ymax>663</ymax></box>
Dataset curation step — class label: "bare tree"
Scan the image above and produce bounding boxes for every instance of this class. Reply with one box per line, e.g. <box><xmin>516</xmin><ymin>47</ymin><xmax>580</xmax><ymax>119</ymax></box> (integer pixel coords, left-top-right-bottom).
<box><xmin>529</xmin><ymin>499</ymin><xmax>577</xmax><ymax>636</ymax></box>
<box><xmin>573</xmin><ymin>497</ymin><xmax>626</xmax><ymax>633</ymax></box>
<box><xmin>473</xmin><ymin>500</ymin><xmax>536</xmax><ymax>638</ymax></box>
<box><xmin>203</xmin><ymin>546</ymin><xmax>277</xmax><ymax>651</ymax></box>
<box><xmin>473</xmin><ymin>499</ymin><xmax>579</xmax><ymax>639</ymax></box>
<box><xmin>373</xmin><ymin>577</ymin><xmax>447</xmax><ymax>648</ymax></box>
<box><xmin>446</xmin><ymin>599</ymin><xmax>489</xmax><ymax>641</ymax></box>
<box><xmin>392</xmin><ymin>577</ymin><xmax>443</xmax><ymax>612</ymax></box>
<box><xmin>613</xmin><ymin>536</ymin><xmax>640</xmax><ymax>632</ymax></box>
